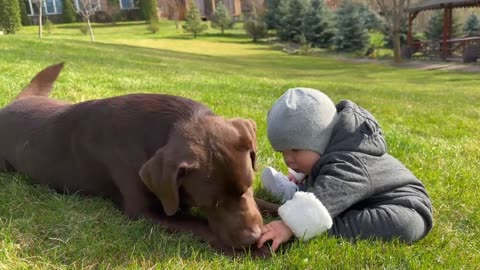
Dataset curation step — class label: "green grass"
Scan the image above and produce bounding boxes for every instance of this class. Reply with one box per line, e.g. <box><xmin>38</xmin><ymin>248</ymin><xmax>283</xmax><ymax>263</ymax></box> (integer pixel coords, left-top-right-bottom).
<box><xmin>1</xmin><ymin>21</ymin><xmax>479</xmax><ymax>269</ymax></box>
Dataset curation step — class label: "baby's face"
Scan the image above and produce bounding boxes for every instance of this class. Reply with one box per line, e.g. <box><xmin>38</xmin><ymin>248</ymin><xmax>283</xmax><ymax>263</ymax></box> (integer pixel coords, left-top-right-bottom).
<box><xmin>281</xmin><ymin>149</ymin><xmax>320</xmax><ymax>175</ymax></box>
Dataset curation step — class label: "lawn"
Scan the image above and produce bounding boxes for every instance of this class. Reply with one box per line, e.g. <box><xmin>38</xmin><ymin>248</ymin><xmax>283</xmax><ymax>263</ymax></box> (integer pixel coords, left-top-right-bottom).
<box><xmin>0</xmin><ymin>21</ymin><xmax>479</xmax><ymax>269</ymax></box>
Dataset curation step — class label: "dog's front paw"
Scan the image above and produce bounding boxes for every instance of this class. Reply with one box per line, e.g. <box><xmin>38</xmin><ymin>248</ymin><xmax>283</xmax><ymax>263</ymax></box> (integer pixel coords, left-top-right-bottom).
<box><xmin>248</xmin><ymin>245</ymin><xmax>273</xmax><ymax>258</ymax></box>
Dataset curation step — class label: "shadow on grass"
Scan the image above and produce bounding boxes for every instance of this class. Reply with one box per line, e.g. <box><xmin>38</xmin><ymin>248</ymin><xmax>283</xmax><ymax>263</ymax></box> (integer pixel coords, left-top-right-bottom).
<box><xmin>56</xmin><ymin>22</ymin><xmax>147</xmax><ymax>29</ymax></box>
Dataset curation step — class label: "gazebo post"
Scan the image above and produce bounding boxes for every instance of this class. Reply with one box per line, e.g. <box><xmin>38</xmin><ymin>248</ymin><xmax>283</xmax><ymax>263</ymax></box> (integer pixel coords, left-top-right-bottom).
<box><xmin>407</xmin><ymin>11</ymin><xmax>419</xmax><ymax>49</ymax></box>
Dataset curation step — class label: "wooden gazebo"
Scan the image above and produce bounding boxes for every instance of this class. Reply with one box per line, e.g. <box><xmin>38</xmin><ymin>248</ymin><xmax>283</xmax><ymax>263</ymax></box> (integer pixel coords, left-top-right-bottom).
<box><xmin>407</xmin><ymin>0</ymin><xmax>480</xmax><ymax>60</ymax></box>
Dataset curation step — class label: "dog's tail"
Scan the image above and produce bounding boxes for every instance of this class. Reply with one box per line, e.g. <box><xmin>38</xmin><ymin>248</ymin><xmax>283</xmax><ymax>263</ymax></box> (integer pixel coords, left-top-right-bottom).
<box><xmin>15</xmin><ymin>62</ymin><xmax>64</xmax><ymax>100</ymax></box>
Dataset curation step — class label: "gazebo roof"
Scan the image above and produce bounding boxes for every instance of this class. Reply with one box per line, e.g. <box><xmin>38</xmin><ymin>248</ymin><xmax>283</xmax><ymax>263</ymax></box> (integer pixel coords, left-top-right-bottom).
<box><xmin>407</xmin><ymin>0</ymin><xmax>480</xmax><ymax>12</ymax></box>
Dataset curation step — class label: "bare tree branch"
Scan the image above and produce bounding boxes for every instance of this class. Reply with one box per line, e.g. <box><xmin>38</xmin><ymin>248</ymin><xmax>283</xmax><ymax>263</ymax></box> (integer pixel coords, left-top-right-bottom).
<box><xmin>31</xmin><ymin>0</ymin><xmax>44</xmax><ymax>38</ymax></box>
<box><xmin>73</xmin><ymin>0</ymin><xmax>100</xmax><ymax>42</ymax></box>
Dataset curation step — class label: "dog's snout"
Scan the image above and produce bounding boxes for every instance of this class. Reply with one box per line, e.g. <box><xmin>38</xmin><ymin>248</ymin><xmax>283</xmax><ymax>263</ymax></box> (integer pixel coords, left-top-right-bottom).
<box><xmin>237</xmin><ymin>225</ymin><xmax>262</xmax><ymax>247</ymax></box>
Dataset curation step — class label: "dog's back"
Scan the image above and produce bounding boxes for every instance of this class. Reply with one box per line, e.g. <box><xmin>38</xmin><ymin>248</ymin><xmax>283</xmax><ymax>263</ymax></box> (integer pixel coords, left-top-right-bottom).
<box><xmin>0</xmin><ymin>64</ymin><xmax>211</xmax><ymax>199</ymax></box>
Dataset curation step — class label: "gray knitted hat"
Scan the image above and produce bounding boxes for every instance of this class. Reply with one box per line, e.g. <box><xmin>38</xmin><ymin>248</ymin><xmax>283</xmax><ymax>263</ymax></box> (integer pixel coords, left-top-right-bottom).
<box><xmin>267</xmin><ymin>88</ymin><xmax>338</xmax><ymax>155</ymax></box>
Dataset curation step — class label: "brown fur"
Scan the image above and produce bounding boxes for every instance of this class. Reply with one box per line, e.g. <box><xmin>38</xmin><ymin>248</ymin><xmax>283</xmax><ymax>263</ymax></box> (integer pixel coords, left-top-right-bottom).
<box><xmin>0</xmin><ymin>63</ymin><xmax>279</xmax><ymax>256</ymax></box>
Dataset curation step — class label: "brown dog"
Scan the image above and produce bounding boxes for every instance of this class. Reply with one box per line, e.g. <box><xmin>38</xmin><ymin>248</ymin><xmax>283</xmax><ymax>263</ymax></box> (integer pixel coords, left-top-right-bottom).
<box><xmin>0</xmin><ymin>63</ymin><xmax>278</xmax><ymax>255</ymax></box>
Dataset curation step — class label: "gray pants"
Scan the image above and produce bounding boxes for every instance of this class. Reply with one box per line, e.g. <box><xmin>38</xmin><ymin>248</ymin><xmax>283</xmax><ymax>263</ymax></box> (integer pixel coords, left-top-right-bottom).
<box><xmin>328</xmin><ymin>204</ymin><xmax>428</xmax><ymax>244</ymax></box>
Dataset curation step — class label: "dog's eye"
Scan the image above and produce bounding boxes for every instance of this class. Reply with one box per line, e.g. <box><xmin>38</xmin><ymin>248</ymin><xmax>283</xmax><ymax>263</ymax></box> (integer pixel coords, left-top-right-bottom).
<box><xmin>249</xmin><ymin>151</ymin><xmax>256</xmax><ymax>171</ymax></box>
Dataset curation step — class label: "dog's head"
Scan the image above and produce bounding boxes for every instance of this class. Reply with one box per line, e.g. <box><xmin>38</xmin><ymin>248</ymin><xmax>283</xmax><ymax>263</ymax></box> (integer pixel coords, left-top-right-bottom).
<box><xmin>139</xmin><ymin>116</ymin><xmax>263</xmax><ymax>248</ymax></box>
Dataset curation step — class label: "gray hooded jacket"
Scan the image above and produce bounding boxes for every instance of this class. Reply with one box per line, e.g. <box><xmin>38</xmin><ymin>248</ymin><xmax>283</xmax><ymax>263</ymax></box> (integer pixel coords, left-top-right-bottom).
<box><xmin>305</xmin><ymin>100</ymin><xmax>433</xmax><ymax>232</ymax></box>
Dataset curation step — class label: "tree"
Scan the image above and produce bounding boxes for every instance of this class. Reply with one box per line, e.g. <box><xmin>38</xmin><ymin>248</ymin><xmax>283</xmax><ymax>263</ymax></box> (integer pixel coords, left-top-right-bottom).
<box><xmin>381</xmin><ymin>16</ymin><xmax>407</xmax><ymax>50</ymax></box>
<box><xmin>140</xmin><ymin>0</ymin><xmax>159</xmax><ymax>23</ymax></box>
<box><xmin>30</xmin><ymin>0</ymin><xmax>44</xmax><ymax>38</ymax></box>
<box><xmin>183</xmin><ymin>0</ymin><xmax>207</xmax><ymax>38</ymax></box>
<box><xmin>303</xmin><ymin>0</ymin><xmax>334</xmax><ymax>48</ymax></box>
<box><xmin>62</xmin><ymin>0</ymin><xmax>77</xmax><ymax>23</ymax></box>
<box><xmin>19</xmin><ymin>0</ymin><xmax>31</xmax><ymax>25</ymax></box>
<box><xmin>243</xmin><ymin>8</ymin><xmax>268</xmax><ymax>42</ymax></box>
<box><xmin>334</xmin><ymin>0</ymin><xmax>369</xmax><ymax>52</ymax></box>
<box><xmin>463</xmin><ymin>13</ymin><xmax>480</xmax><ymax>37</ymax></box>
<box><xmin>264</xmin><ymin>0</ymin><xmax>283</xmax><ymax>29</ymax></box>
<box><xmin>211</xmin><ymin>0</ymin><xmax>234</xmax><ymax>35</ymax></box>
<box><xmin>425</xmin><ymin>10</ymin><xmax>443</xmax><ymax>41</ymax></box>
<box><xmin>425</xmin><ymin>10</ymin><xmax>461</xmax><ymax>41</ymax></box>
<box><xmin>74</xmin><ymin>0</ymin><xmax>101</xmax><ymax>42</ymax></box>
<box><xmin>373</xmin><ymin>0</ymin><xmax>410</xmax><ymax>63</ymax></box>
<box><xmin>355</xmin><ymin>2</ymin><xmax>382</xmax><ymax>31</ymax></box>
<box><xmin>0</xmin><ymin>0</ymin><xmax>22</xmax><ymax>34</ymax></box>
<box><xmin>277</xmin><ymin>0</ymin><xmax>307</xmax><ymax>42</ymax></box>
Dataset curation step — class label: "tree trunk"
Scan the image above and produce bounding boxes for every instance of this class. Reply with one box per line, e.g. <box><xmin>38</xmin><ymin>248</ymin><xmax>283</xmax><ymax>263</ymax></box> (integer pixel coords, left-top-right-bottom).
<box><xmin>221</xmin><ymin>26</ymin><xmax>224</xmax><ymax>35</ymax></box>
<box><xmin>174</xmin><ymin>11</ymin><xmax>179</xmax><ymax>29</ymax></box>
<box><xmin>87</xmin><ymin>17</ymin><xmax>95</xmax><ymax>43</ymax></box>
<box><xmin>38</xmin><ymin>0</ymin><xmax>43</xmax><ymax>38</ymax></box>
<box><xmin>393</xmin><ymin>30</ymin><xmax>402</xmax><ymax>63</ymax></box>
<box><xmin>392</xmin><ymin>14</ymin><xmax>402</xmax><ymax>63</ymax></box>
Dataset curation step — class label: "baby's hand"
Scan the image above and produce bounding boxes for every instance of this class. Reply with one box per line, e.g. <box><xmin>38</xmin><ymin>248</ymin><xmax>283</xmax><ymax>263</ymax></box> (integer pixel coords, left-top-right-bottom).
<box><xmin>287</xmin><ymin>168</ymin><xmax>305</xmax><ymax>184</ymax></box>
<box><xmin>287</xmin><ymin>173</ymin><xmax>299</xmax><ymax>184</ymax></box>
<box><xmin>257</xmin><ymin>220</ymin><xmax>293</xmax><ymax>252</ymax></box>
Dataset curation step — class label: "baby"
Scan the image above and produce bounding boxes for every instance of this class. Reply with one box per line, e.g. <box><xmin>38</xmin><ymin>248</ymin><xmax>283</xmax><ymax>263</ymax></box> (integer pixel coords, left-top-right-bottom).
<box><xmin>257</xmin><ymin>88</ymin><xmax>433</xmax><ymax>252</ymax></box>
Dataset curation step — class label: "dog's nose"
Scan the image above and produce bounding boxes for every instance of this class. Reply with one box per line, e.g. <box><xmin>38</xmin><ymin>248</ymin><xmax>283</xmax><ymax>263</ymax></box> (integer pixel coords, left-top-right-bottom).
<box><xmin>238</xmin><ymin>225</ymin><xmax>262</xmax><ymax>247</ymax></box>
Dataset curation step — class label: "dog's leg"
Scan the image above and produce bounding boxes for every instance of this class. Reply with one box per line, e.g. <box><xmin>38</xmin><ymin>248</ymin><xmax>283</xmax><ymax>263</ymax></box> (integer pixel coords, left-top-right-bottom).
<box><xmin>255</xmin><ymin>198</ymin><xmax>279</xmax><ymax>217</ymax></box>
<box><xmin>147</xmin><ymin>214</ymin><xmax>272</xmax><ymax>258</ymax></box>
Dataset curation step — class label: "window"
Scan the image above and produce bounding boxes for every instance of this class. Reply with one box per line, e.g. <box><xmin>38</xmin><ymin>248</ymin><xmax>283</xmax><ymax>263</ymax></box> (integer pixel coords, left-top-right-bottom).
<box><xmin>25</xmin><ymin>0</ymin><xmax>34</xmax><ymax>15</ymax></box>
<box><xmin>27</xmin><ymin>0</ymin><xmax>63</xmax><ymax>15</ymax></box>
<box><xmin>119</xmin><ymin>0</ymin><xmax>137</xmax><ymax>10</ymax></box>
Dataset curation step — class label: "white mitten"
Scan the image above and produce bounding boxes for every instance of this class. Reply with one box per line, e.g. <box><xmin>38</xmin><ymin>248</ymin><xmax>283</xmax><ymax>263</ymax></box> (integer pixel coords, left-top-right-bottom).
<box><xmin>278</xmin><ymin>191</ymin><xmax>333</xmax><ymax>241</ymax></box>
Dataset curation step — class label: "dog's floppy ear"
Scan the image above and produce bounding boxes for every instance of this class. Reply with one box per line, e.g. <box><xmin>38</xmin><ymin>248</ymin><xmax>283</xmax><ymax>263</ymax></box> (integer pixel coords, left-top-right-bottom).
<box><xmin>139</xmin><ymin>144</ymin><xmax>198</xmax><ymax>216</ymax></box>
<box><xmin>229</xmin><ymin>118</ymin><xmax>258</xmax><ymax>170</ymax></box>
<box><xmin>229</xmin><ymin>118</ymin><xmax>257</xmax><ymax>141</ymax></box>
<box><xmin>16</xmin><ymin>62</ymin><xmax>64</xmax><ymax>100</ymax></box>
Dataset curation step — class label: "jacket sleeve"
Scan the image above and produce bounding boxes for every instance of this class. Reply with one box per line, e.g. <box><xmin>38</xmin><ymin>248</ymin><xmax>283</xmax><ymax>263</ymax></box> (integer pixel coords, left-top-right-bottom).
<box><xmin>279</xmin><ymin>153</ymin><xmax>372</xmax><ymax>240</ymax></box>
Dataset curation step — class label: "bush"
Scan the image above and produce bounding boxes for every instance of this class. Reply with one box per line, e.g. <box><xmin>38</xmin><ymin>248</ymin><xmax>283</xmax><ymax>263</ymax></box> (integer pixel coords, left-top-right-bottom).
<box><xmin>0</xmin><ymin>0</ymin><xmax>22</xmax><ymax>34</ymax></box>
<box><xmin>298</xmin><ymin>33</ymin><xmax>312</xmax><ymax>54</ymax></box>
<box><xmin>139</xmin><ymin>0</ymin><xmax>159</xmax><ymax>23</ymax></box>
<box><xmin>80</xmin><ymin>24</ymin><xmax>90</xmax><ymax>35</ymax></box>
<box><xmin>147</xmin><ymin>21</ymin><xmax>159</xmax><ymax>33</ymax></box>
<box><xmin>44</xmin><ymin>18</ymin><xmax>54</xmax><ymax>34</ymax></box>
<box><xmin>369</xmin><ymin>31</ymin><xmax>385</xmax><ymax>49</ymax></box>
<box><xmin>62</xmin><ymin>0</ymin><xmax>77</xmax><ymax>23</ymax></box>
<box><xmin>18</xmin><ymin>0</ymin><xmax>30</xmax><ymax>26</ymax></box>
